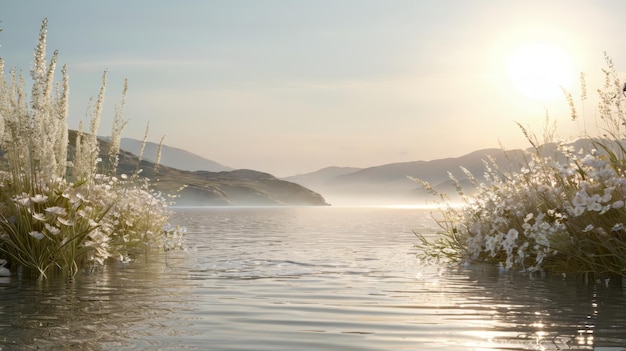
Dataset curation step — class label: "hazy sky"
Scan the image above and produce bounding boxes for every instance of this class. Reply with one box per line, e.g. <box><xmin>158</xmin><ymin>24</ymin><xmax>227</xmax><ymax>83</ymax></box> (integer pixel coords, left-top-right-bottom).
<box><xmin>1</xmin><ymin>1</ymin><xmax>625</xmax><ymax>176</ymax></box>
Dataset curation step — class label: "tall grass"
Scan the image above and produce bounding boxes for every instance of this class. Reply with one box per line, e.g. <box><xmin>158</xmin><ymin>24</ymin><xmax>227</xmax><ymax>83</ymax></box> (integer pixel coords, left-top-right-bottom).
<box><xmin>0</xmin><ymin>19</ymin><xmax>185</xmax><ymax>279</ymax></box>
<box><xmin>415</xmin><ymin>54</ymin><xmax>626</xmax><ymax>277</ymax></box>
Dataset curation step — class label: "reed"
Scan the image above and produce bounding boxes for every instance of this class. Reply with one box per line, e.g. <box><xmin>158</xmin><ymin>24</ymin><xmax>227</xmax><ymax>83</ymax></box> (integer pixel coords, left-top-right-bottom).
<box><xmin>0</xmin><ymin>19</ymin><xmax>185</xmax><ymax>279</ymax></box>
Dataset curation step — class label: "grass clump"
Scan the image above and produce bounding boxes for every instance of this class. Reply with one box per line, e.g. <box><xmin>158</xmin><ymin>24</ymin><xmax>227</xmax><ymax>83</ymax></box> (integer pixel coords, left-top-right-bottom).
<box><xmin>0</xmin><ymin>19</ymin><xmax>185</xmax><ymax>279</ymax></box>
<box><xmin>414</xmin><ymin>54</ymin><xmax>626</xmax><ymax>277</ymax></box>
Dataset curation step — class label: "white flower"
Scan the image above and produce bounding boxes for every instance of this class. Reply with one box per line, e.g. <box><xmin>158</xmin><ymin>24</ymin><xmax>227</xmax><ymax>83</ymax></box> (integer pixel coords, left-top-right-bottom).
<box><xmin>612</xmin><ymin>200</ymin><xmax>624</xmax><ymax>209</ymax></box>
<box><xmin>14</xmin><ymin>196</ymin><xmax>30</xmax><ymax>206</ymax></box>
<box><xmin>573</xmin><ymin>206</ymin><xmax>585</xmax><ymax>217</ymax></box>
<box><xmin>30</xmin><ymin>194</ymin><xmax>48</xmax><ymax>204</ymax></box>
<box><xmin>587</xmin><ymin>194</ymin><xmax>601</xmax><ymax>206</ymax></box>
<box><xmin>572</xmin><ymin>193</ymin><xmax>587</xmax><ymax>207</ymax></box>
<box><xmin>506</xmin><ymin>228</ymin><xmax>519</xmax><ymax>241</ymax></box>
<box><xmin>57</xmin><ymin>217</ymin><xmax>73</xmax><ymax>226</ymax></box>
<box><xmin>44</xmin><ymin>223</ymin><xmax>60</xmax><ymax>236</ymax></box>
<box><xmin>583</xmin><ymin>224</ymin><xmax>594</xmax><ymax>233</ymax></box>
<box><xmin>588</xmin><ymin>202</ymin><xmax>603</xmax><ymax>212</ymax></box>
<box><xmin>485</xmin><ymin>236</ymin><xmax>497</xmax><ymax>255</ymax></box>
<box><xmin>611</xmin><ymin>223</ymin><xmax>623</xmax><ymax>232</ymax></box>
<box><xmin>45</xmin><ymin>206</ymin><xmax>68</xmax><ymax>217</ymax></box>
<box><xmin>29</xmin><ymin>231</ymin><xmax>44</xmax><ymax>240</ymax></box>
<box><xmin>32</xmin><ymin>212</ymin><xmax>46</xmax><ymax>222</ymax></box>
<box><xmin>600</xmin><ymin>205</ymin><xmax>611</xmax><ymax>215</ymax></box>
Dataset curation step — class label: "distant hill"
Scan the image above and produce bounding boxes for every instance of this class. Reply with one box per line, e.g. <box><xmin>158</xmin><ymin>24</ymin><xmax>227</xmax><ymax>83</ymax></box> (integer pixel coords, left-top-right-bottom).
<box><xmin>283</xmin><ymin>166</ymin><xmax>362</xmax><ymax>189</ymax></box>
<box><xmin>88</xmin><ymin>133</ymin><xmax>329</xmax><ymax>206</ymax></box>
<box><xmin>283</xmin><ymin>139</ymin><xmax>608</xmax><ymax>205</ymax></box>
<box><xmin>118</xmin><ymin>138</ymin><xmax>232</xmax><ymax>172</ymax></box>
<box><xmin>283</xmin><ymin>148</ymin><xmax>529</xmax><ymax>205</ymax></box>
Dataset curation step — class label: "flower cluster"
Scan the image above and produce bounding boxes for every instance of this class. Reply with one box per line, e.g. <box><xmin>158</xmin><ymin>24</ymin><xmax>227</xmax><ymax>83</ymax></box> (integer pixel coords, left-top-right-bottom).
<box><xmin>415</xmin><ymin>55</ymin><xmax>626</xmax><ymax>275</ymax></box>
<box><xmin>417</xmin><ymin>141</ymin><xmax>626</xmax><ymax>275</ymax></box>
<box><xmin>416</xmin><ymin>57</ymin><xmax>626</xmax><ymax>275</ymax></box>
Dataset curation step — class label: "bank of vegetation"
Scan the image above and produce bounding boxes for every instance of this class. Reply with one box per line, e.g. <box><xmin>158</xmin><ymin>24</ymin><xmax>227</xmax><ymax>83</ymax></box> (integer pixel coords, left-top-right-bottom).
<box><xmin>416</xmin><ymin>55</ymin><xmax>626</xmax><ymax>278</ymax></box>
<box><xmin>0</xmin><ymin>20</ymin><xmax>185</xmax><ymax>279</ymax></box>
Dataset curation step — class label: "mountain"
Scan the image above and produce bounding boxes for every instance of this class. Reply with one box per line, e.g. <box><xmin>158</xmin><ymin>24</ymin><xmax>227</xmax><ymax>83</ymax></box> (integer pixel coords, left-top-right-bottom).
<box><xmin>283</xmin><ymin>166</ymin><xmax>362</xmax><ymax>190</ymax></box>
<box><xmin>156</xmin><ymin>168</ymin><xmax>330</xmax><ymax>207</ymax></box>
<box><xmin>283</xmin><ymin>148</ymin><xmax>529</xmax><ymax>205</ymax></box>
<box><xmin>119</xmin><ymin>138</ymin><xmax>233</xmax><ymax>172</ymax></box>
<box><xmin>84</xmin><ymin>133</ymin><xmax>329</xmax><ymax>206</ymax></box>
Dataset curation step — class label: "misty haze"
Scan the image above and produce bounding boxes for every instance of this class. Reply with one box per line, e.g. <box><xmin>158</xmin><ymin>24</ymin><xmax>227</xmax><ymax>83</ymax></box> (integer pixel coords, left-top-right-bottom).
<box><xmin>2</xmin><ymin>2</ymin><xmax>626</xmax><ymax>350</ymax></box>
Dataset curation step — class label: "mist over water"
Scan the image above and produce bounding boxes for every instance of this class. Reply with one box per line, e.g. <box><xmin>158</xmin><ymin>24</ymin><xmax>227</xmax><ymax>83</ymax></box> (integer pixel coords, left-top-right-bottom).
<box><xmin>1</xmin><ymin>207</ymin><xmax>625</xmax><ymax>350</ymax></box>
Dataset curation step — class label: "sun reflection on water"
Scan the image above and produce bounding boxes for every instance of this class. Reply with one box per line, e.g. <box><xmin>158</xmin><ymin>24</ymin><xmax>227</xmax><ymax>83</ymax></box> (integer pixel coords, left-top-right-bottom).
<box><xmin>410</xmin><ymin>260</ymin><xmax>626</xmax><ymax>350</ymax></box>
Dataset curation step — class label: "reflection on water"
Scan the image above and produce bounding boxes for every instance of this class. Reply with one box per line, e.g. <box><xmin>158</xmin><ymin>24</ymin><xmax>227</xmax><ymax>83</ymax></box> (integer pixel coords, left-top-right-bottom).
<box><xmin>0</xmin><ymin>206</ymin><xmax>625</xmax><ymax>350</ymax></box>
<box><xmin>0</xmin><ymin>251</ymin><xmax>196</xmax><ymax>351</ymax></box>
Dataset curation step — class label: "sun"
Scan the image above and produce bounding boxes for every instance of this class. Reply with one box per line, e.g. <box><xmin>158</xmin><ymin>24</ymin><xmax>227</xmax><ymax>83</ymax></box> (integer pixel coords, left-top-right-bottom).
<box><xmin>507</xmin><ymin>43</ymin><xmax>574</xmax><ymax>100</ymax></box>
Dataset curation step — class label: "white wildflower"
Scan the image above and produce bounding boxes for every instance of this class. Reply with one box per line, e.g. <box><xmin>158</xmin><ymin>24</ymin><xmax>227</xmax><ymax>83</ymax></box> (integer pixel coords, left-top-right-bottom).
<box><xmin>30</xmin><ymin>194</ymin><xmax>48</xmax><ymax>204</ymax></box>
<box><xmin>589</xmin><ymin>202</ymin><xmax>603</xmax><ymax>212</ymax></box>
<box><xmin>573</xmin><ymin>206</ymin><xmax>585</xmax><ymax>216</ymax></box>
<box><xmin>572</xmin><ymin>193</ymin><xmax>587</xmax><ymax>207</ymax></box>
<box><xmin>600</xmin><ymin>205</ymin><xmax>611</xmax><ymax>215</ymax></box>
<box><xmin>612</xmin><ymin>200</ymin><xmax>624</xmax><ymax>209</ymax></box>
<box><xmin>485</xmin><ymin>235</ymin><xmax>497</xmax><ymax>256</ymax></box>
<box><xmin>44</xmin><ymin>223</ymin><xmax>60</xmax><ymax>235</ymax></box>
<box><xmin>57</xmin><ymin>217</ymin><xmax>73</xmax><ymax>226</ymax></box>
<box><xmin>45</xmin><ymin>206</ymin><xmax>67</xmax><ymax>217</ymax></box>
<box><xmin>587</xmin><ymin>194</ymin><xmax>603</xmax><ymax>211</ymax></box>
<box><xmin>32</xmin><ymin>212</ymin><xmax>46</xmax><ymax>222</ymax></box>
<box><xmin>29</xmin><ymin>231</ymin><xmax>45</xmax><ymax>240</ymax></box>
<box><xmin>14</xmin><ymin>196</ymin><xmax>30</xmax><ymax>206</ymax></box>
<box><xmin>506</xmin><ymin>228</ymin><xmax>519</xmax><ymax>241</ymax></box>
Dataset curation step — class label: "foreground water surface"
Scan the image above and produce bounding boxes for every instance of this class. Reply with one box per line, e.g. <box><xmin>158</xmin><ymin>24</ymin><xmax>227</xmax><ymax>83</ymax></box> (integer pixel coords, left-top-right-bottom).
<box><xmin>0</xmin><ymin>206</ymin><xmax>625</xmax><ymax>350</ymax></box>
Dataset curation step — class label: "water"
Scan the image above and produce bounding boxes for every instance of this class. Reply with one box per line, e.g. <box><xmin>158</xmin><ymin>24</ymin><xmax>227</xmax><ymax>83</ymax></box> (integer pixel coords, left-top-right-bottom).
<box><xmin>1</xmin><ymin>206</ymin><xmax>626</xmax><ymax>350</ymax></box>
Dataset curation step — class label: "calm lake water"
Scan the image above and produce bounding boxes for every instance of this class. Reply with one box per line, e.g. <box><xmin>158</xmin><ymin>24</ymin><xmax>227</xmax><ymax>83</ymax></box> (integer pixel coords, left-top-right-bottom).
<box><xmin>1</xmin><ymin>206</ymin><xmax>626</xmax><ymax>351</ymax></box>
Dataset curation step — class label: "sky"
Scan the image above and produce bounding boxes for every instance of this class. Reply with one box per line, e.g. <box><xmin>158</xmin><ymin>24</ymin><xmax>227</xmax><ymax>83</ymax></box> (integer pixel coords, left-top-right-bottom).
<box><xmin>1</xmin><ymin>1</ymin><xmax>625</xmax><ymax>177</ymax></box>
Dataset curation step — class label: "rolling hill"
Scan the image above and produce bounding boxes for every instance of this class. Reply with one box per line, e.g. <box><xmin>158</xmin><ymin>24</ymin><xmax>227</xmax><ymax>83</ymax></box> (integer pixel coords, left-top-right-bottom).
<box><xmin>283</xmin><ymin>148</ymin><xmax>529</xmax><ymax>205</ymax></box>
<box><xmin>83</xmin><ymin>133</ymin><xmax>330</xmax><ymax>206</ymax></box>
<box><xmin>119</xmin><ymin>138</ymin><xmax>233</xmax><ymax>172</ymax></box>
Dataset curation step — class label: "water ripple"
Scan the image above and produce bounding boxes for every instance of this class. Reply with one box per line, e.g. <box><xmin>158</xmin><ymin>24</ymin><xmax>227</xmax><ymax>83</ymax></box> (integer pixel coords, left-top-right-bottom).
<box><xmin>1</xmin><ymin>207</ymin><xmax>625</xmax><ymax>350</ymax></box>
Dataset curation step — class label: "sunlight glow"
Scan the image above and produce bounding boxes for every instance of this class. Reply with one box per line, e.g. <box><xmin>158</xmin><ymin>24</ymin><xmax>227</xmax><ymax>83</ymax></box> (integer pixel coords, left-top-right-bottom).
<box><xmin>507</xmin><ymin>43</ymin><xmax>574</xmax><ymax>100</ymax></box>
